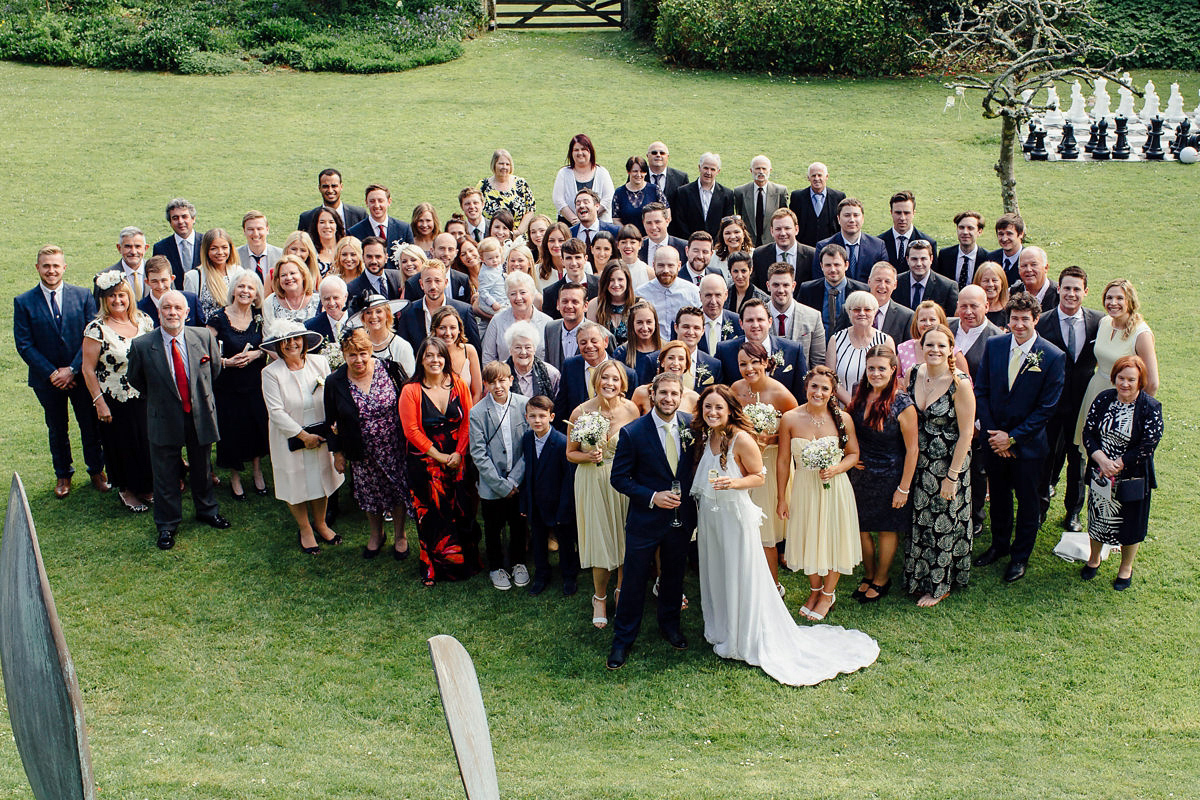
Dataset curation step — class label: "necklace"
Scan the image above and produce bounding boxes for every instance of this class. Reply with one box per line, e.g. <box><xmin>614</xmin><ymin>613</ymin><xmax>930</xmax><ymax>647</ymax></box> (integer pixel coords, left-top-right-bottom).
<box><xmin>802</xmin><ymin>406</ymin><xmax>827</xmax><ymax>429</ymax></box>
<box><xmin>281</xmin><ymin>292</ymin><xmax>307</xmax><ymax>311</ymax></box>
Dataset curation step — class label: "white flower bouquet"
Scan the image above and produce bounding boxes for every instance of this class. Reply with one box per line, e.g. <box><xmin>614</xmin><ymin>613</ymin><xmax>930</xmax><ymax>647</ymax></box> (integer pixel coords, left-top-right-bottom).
<box><xmin>743</xmin><ymin>402</ymin><xmax>781</xmax><ymax>436</ymax></box>
<box><xmin>800</xmin><ymin>437</ymin><xmax>842</xmax><ymax>489</ymax></box>
<box><xmin>570</xmin><ymin>411</ymin><xmax>611</xmax><ymax>463</ymax></box>
<box><xmin>319</xmin><ymin>340</ymin><xmax>345</xmax><ymax>370</ymax></box>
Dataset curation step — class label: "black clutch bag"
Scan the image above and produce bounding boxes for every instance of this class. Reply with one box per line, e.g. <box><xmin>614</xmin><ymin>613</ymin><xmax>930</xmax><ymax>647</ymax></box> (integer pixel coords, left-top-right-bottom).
<box><xmin>287</xmin><ymin>423</ymin><xmax>331</xmax><ymax>452</ymax></box>
<box><xmin>1115</xmin><ymin>477</ymin><xmax>1146</xmax><ymax>502</ymax></box>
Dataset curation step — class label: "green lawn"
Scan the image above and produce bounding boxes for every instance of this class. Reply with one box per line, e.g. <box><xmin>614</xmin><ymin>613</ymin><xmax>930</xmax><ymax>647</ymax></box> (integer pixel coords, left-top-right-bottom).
<box><xmin>1</xmin><ymin>32</ymin><xmax>1198</xmax><ymax>799</ymax></box>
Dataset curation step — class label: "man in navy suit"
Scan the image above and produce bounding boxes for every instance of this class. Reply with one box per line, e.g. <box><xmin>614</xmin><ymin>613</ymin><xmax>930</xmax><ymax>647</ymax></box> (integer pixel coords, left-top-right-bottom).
<box><xmin>934</xmin><ymin>210</ymin><xmax>987</xmax><ymax>287</ymax></box>
<box><xmin>403</xmin><ymin>234</ymin><xmax>471</xmax><ymax>304</ymax></box>
<box><xmin>657</xmin><ymin>306</ymin><xmax>722</xmax><ymax>390</ymax></box>
<box><xmin>543</xmin><ymin>240</ymin><xmax>600</xmax><ymax>321</ymax></box>
<box><xmin>788</xmin><ymin>162</ymin><xmax>846</xmax><ymax>247</ymax></box>
<box><xmin>894</xmin><ymin>239</ymin><xmax>959</xmax><ymax>318</ymax></box>
<box><xmin>347</xmin><ymin>237</ymin><xmax>404</xmax><ymax>301</ymax></box>
<box><xmin>879</xmin><ymin>190</ymin><xmax>938</xmax><ymax>271</ymax></box>
<box><xmin>151</xmin><ymin>198</ymin><xmax>201</xmax><ymax>289</ymax></box>
<box><xmin>520</xmin><ymin>396</ymin><xmax>578</xmax><ymax>596</ymax></box>
<box><xmin>346</xmin><ymin>184</ymin><xmax>414</xmax><ymax>250</ymax></box>
<box><xmin>298</xmin><ymin>168</ymin><xmax>366</xmax><ymax>232</ymax></box>
<box><xmin>396</xmin><ymin>260</ymin><xmax>481</xmax><ymax>353</ymax></box>
<box><xmin>637</xmin><ymin>203</ymin><xmax>687</xmax><ymax>265</ymax></box>
<box><xmin>752</xmin><ymin>208</ymin><xmax>817</xmax><ymax>289</ymax></box>
<box><xmin>696</xmin><ymin>275</ymin><xmax>743</xmax><ymax>355</ymax></box>
<box><xmin>715</xmin><ymin>299</ymin><xmax>807</xmax><ymax>397</ymax></box>
<box><xmin>678</xmin><ymin>232</ymin><xmax>730</xmax><ymax>286</ymax></box>
<box><xmin>554</xmin><ymin>323</ymin><xmax>635</xmax><ymax>431</ymax></box>
<box><xmin>607</xmin><ymin>373</ymin><xmax>696</xmax><ymax>669</ymax></box>
<box><xmin>973</xmin><ymin>292</ymin><xmax>1066</xmax><ymax>582</ymax></box>
<box><xmin>798</xmin><ymin>244</ymin><xmax>868</xmax><ymax>341</ymax></box>
<box><xmin>645</xmin><ymin>141</ymin><xmax>689</xmax><ymax>200</ymax></box>
<box><xmin>988</xmin><ymin>212</ymin><xmax>1026</xmax><ymax>284</ymax></box>
<box><xmin>138</xmin><ymin>256</ymin><xmax>202</xmax><ymax>328</ymax></box>
<box><xmin>1035</xmin><ymin>266</ymin><xmax>1102</xmax><ymax>532</ymax></box>
<box><xmin>812</xmin><ymin>198</ymin><xmax>888</xmax><ymax>283</ymax></box>
<box><xmin>668</xmin><ymin>152</ymin><xmax>735</xmax><ymax>239</ymax></box>
<box><xmin>14</xmin><ymin>245</ymin><xmax>106</xmax><ymax>498</ymax></box>
<box><xmin>304</xmin><ymin>275</ymin><xmax>351</xmax><ymax>344</ymax></box>
<box><xmin>569</xmin><ymin>189</ymin><xmax>620</xmax><ymax>251</ymax></box>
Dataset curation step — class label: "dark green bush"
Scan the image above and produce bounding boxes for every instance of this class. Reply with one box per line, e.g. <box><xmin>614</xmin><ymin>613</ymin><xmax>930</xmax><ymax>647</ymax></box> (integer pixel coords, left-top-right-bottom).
<box><xmin>655</xmin><ymin>0</ymin><xmax>917</xmax><ymax>76</ymax></box>
<box><xmin>1090</xmin><ymin>0</ymin><xmax>1200</xmax><ymax>70</ymax></box>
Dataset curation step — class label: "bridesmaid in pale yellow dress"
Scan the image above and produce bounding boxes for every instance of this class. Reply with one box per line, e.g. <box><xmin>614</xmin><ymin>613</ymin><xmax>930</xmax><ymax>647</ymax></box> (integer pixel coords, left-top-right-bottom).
<box><xmin>730</xmin><ymin>340</ymin><xmax>798</xmax><ymax>596</ymax></box>
<box><xmin>777</xmin><ymin>365</ymin><xmax>861</xmax><ymax>622</ymax></box>
<box><xmin>566</xmin><ymin>360</ymin><xmax>639</xmax><ymax>629</ymax></box>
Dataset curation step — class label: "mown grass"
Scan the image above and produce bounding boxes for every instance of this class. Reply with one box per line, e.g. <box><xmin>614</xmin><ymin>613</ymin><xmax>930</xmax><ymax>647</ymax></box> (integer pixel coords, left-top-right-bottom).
<box><xmin>0</xmin><ymin>31</ymin><xmax>1198</xmax><ymax>799</ymax></box>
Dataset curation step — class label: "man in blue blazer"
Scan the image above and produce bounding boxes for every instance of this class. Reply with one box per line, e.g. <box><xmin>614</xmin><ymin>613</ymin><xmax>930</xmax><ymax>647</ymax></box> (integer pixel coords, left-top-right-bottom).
<box><xmin>637</xmin><ymin>203</ymin><xmax>688</xmax><ymax>265</ymax></box>
<box><xmin>554</xmin><ymin>323</ymin><xmax>636</xmax><ymax>431</ymax></box>
<box><xmin>812</xmin><ymin>198</ymin><xmax>889</xmax><ymax>283</ymax></box>
<box><xmin>788</xmin><ymin>162</ymin><xmax>845</xmax><ymax>247</ymax></box>
<box><xmin>697</xmin><ymin>275</ymin><xmax>743</xmax><ymax>355</ymax></box>
<box><xmin>714</xmin><ymin>299</ymin><xmax>807</xmax><ymax>398</ymax></box>
<box><xmin>138</xmin><ymin>256</ymin><xmax>202</xmax><ymax>328</ymax></box>
<box><xmin>664</xmin><ymin>306</ymin><xmax>723</xmax><ymax>389</ymax></box>
<box><xmin>395</xmin><ymin>261</ymin><xmax>481</xmax><ymax>353</ymax></box>
<box><xmin>348</xmin><ymin>237</ymin><xmax>405</xmax><ymax>302</ymax></box>
<box><xmin>14</xmin><ymin>245</ymin><xmax>106</xmax><ymax>497</ymax></box>
<box><xmin>878</xmin><ymin>190</ymin><xmax>938</xmax><ymax>271</ymax></box>
<box><xmin>569</xmin><ymin>188</ymin><xmax>621</xmax><ymax>248</ymax></box>
<box><xmin>519</xmin><ymin>395</ymin><xmax>578</xmax><ymax>596</ymax></box>
<box><xmin>798</xmin><ymin>244</ymin><xmax>869</xmax><ymax>340</ymax></box>
<box><xmin>297</xmin><ymin>168</ymin><xmax>366</xmax><ymax>232</ymax></box>
<box><xmin>973</xmin><ymin>292</ymin><xmax>1065</xmax><ymax>582</ymax></box>
<box><xmin>607</xmin><ymin>373</ymin><xmax>697</xmax><ymax>669</ymax></box>
<box><xmin>346</xmin><ymin>184</ymin><xmax>414</xmax><ymax>250</ymax></box>
<box><xmin>150</xmin><ymin>198</ymin><xmax>201</xmax><ymax>289</ymax></box>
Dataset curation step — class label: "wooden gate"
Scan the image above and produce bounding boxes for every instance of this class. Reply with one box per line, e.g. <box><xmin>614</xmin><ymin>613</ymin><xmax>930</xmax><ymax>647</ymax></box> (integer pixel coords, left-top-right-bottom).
<box><xmin>492</xmin><ymin>0</ymin><xmax>623</xmax><ymax>29</ymax></box>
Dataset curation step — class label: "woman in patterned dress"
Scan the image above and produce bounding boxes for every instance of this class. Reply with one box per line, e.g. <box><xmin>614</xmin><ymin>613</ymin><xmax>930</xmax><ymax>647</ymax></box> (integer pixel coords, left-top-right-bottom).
<box><xmin>81</xmin><ymin>272</ymin><xmax>154</xmax><ymax>512</ymax></box>
<box><xmin>1080</xmin><ymin>355</ymin><xmax>1162</xmax><ymax>590</ymax></box>
<box><xmin>902</xmin><ymin>324</ymin><xmax>975</xmax><ymax>608</ymax></box>
<box><xmin>479</xmin><ymin>149</ymin><xmax>537</xmax><ymax>234</ymax></box>
<box><xmin>264</xmin><ymin>255</ymin><xmax>321</xmax><ymax>325</ymax></box>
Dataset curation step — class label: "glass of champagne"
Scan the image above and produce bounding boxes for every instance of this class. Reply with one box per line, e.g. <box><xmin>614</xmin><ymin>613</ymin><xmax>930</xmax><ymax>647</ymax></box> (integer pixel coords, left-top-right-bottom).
<box><xmin>670</xmin><ymin>480</ymin><xmax>682</xmax><ymax>527</ymax></box>
<box><xmin>708</xmin><ymin>469</ymin><xmax>720</xmax><ymax>512</ymax></box>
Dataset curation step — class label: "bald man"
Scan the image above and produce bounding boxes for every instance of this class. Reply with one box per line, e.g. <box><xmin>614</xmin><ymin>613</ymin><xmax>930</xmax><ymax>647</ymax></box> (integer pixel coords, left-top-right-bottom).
<box><xmin>734</xmin><ymin>155</ymin><xmax>788</xmax><ymax>247</ymax></box>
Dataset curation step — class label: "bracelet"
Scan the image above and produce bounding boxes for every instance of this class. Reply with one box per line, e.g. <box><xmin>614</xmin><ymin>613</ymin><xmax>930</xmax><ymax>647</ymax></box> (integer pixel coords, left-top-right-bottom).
<box><xmin>944</xmin><ymin>474</ymin><xmax>958</xmax><ymax>482</ymax></box>
<box><xmin>92</xmin><ymin>394</ymin><xmax>103</xmax><ymax>405</ymax></box>
<box><xmin>896</xmin><ymin>488</ymin><xmax>910</xmax><ymax>495</ymax></box>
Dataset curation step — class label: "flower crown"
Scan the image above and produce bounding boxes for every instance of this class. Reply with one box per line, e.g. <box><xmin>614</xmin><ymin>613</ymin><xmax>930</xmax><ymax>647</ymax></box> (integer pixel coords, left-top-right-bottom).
<box><xmin>94</xmin><ymin>271</ymin><xmax>124</xmax><ymax>292</ymax></box>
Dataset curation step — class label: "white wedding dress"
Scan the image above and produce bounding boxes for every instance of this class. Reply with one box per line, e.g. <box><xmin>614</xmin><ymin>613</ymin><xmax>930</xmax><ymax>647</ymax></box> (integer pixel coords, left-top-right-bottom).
<box><xmin>691</xmin><ymin>433</ymin><xmax>880</xmax><ymax>686</ymax></box>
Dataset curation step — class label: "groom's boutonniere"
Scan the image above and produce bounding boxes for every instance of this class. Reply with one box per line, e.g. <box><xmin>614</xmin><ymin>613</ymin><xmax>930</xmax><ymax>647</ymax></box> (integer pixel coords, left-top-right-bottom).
<box><xmin>695</xmin><ymin>363</ymin><xmax>713</xmax><ymax>385</ymax></box>
<box><xmin>1021</xmin><ymin>350</ymin><xmax>1044</xmax><ymax>374</ymax></box>
<box><xmin>679</xmin><ymin>427</ymin><xmax>695</xmax><ymax>449</ymax></box>
<box><xmin>770</xmin><ymin>350</ymin><xmax>793</xmax><ymax>373</ymax></box>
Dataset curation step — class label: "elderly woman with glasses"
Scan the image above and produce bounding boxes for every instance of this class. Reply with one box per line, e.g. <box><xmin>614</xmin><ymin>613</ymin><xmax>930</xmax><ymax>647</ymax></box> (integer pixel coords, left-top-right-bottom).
<box><xmin>827</xmin><ymin>290</ymin><xmax>893</xmax><ymax>405</ymax></box>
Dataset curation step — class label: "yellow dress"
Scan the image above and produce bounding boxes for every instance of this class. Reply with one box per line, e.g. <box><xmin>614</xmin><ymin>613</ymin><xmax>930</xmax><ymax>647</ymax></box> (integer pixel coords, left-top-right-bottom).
<box><xmin>783</xmin><ymin>436</ymin><xmax>861</xmax><ymax>576</ymax></box>
<box><xmin>752</xmin><ymin>443</ymin><xmax>791</xmax><ymax>546</ymax></box>
<box><xmin>575</xmin><ymin>436</ymin><xmax>628</xmax><ymax>571</ymax></box>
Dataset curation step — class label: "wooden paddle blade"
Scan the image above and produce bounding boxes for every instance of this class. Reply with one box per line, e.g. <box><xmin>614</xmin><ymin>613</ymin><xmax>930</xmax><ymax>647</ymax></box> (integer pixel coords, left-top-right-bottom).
<box><xmin>0</xmin><ymin>473</ymin><xmax>95</xmax><ymax>800</ymax></box>
<box><xmin>428</xmin><ymin>634</ymin><xmax>500</xmax><ymax>800</ymax></box>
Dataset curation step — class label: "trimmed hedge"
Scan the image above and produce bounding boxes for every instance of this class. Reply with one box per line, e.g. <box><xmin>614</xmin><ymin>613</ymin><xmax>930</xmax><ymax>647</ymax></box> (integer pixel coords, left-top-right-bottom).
<box><xmin>654</xmin><ymin>0</ymin><xmax>922</xmax><ymax>76</ymax></box>
<box><xmin>0</xmin><ymin>0</ymin><xmax>482</xmax><ymax>73</ymax></box>
<box><xmin>1091</xmin><ymin>0</ymin><xmax>1200</xmax><ymax>70</ymax></box>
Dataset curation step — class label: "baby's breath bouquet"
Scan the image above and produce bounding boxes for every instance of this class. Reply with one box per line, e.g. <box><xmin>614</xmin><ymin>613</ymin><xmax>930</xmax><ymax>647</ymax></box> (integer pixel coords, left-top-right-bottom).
<box><xmin>800</xmin><ymin>438</ymin><xmax>842</xmax><ymax>489</ymax></box>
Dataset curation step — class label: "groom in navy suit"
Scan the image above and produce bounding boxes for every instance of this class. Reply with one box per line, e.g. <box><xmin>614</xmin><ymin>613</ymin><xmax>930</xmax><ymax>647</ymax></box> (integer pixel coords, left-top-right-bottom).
<box><xmin>608</xmin><ymin>373</ymin><xmax>697</xmax><ymax>669</ymax></box>
<box><xmin>973</xmin><ymin>292</ymin><xmax>1065</xmax><ymax>582</ymax></box>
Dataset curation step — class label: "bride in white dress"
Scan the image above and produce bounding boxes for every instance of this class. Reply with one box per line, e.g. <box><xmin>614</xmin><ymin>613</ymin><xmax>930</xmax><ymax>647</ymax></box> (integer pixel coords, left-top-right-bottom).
<box><xmin>690</xmin><ymin>385</ymin><xmax>880</xmax><ymax>686</ymax></box>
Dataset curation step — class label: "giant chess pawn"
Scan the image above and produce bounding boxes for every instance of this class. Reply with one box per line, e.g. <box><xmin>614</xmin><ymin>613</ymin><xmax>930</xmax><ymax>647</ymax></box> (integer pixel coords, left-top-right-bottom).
<box><xmin>1144</xmin><ymin>117</ymin><xmax>1165</xmax><ymax>161</ymax></box>
<box><xmin>1112</xmin><ymin>116</ymin><xmax>1131</xmax><ymax>160</ymax></box>
<box><xmin>1030</xmin><ymin>128</ymin><xmax>1049</xmax><ymax>161</ymax></box>
<box><xmin>1164</xmin><ymin>82</ymin><xmax>1187</xmax><ymax>123</ymax></box>
<box><xmin>1023</xmin><ymin>123</ymin><xmax>1039</xmax><ymax>153</ymax></box>
<box><xmin>1139</xmin><ymin>80</ymin><xmax>1160</xmax><ymax>124</ymax></box>
<box><xmin>1092</xmin><ymin>119</ymin><xmax>1111</xmax><ymax>160</ymax></box>
<box><xmin>1092</xmin><ymin>76</ymin><xmax>1113</xmax><ymax>123</ymax></box>
<box><xmin>1058</xmin><ymin>121</ymin><xmax>1080</xmax><ymax>159</ymax></box>
<box><xmin>1065</xmin><ymin>80</ymin><xmax>1090</xmax><ymax>126</ymax></box>
<box><xmin>1169</xmin><ymin>118</ymin><xmax>1191</xmax><ymax>157</ymax></box>
<box><xmin>1043</xmin><ymin>87</ymin><xmax>1065</xmax><ymax>127</ymax></box>
<box><xmin>1084</xmin><ymin>121</ymin><xmax>1099</xmax><ymax>153</ymax></box>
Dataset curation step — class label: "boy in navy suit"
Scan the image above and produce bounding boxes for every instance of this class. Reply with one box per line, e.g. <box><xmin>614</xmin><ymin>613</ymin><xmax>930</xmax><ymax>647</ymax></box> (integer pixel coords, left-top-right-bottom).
<box><xmin>520</xmin><ymin>395</ymin><xmax>579</xmax><ymax>596</ymax></box>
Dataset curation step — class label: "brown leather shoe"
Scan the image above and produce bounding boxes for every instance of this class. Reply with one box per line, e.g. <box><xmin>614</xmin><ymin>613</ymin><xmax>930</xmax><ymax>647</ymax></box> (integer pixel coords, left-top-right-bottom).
<box><xmin>90</xmin><ymin>472</ymin><xmax>111</xmax><ymax>492</ymax></box>
<box><xmin>54</xmin><ymin>477</ymin><xmax>71</xmax><ymax>498</ymax></box>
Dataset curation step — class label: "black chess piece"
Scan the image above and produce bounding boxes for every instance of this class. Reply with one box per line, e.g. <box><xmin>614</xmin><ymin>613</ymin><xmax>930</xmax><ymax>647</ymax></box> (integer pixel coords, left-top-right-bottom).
<box><xmin>1144</xmin><ymin>117</ymin><xmax>1165</xmax><ymax>161</ymax></box>
<box><xmin>1084</xmin><ymin>122</ymin><xmax>1099</xmax><ymax>153</ymax></box>
<box><xmin>1022</xmin><ymin>123</ymin><xmax>1039</xmax><ymax>154</ymax></box>
<box><xmin>1169</xmin><ymin>118</ymin><xmax>1190</xmax><ymax>156</ymax></box>
<box><xmin>1092</xmin><ymin>119</ymin><xmax>1110</xmax><ymax>160</ymax></box>
<box><xmin>1030</xmin><ymin>128</ymin><xmax>1049</xmax><ymax>161</ymax></box>
<box><xmin>1112</xmin><ymin>117</ymin><xmax>1131</xmax><ymax>160</ymax></box>
<box><xmin>1058</xmin><ymin>121</ymin><xmax>1079</xmax><ymax>159</ymax></box>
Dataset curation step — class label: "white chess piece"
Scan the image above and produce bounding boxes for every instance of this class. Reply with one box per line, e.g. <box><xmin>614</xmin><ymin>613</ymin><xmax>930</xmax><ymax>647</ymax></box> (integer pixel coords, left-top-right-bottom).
<box><xmin>1164</xmin><ymin>83</ymin><xmax>1187</xmax><ymax>123</ymax></box>
<box><xmin>1043</xmin><ymin>86</ymin><xmax>1065</xmax><ymax>127</ymax></box>
<box><xmin>1092</xmin><ymin>77</ymin><xmax>1112</xmax><ymax>123</ymax></box>
<box><xmin>1139</xmin><ymin>80</ymin><xmax>1160</xmax><ymax>124</ymax></box>
<box><xmin>1065</xmin><ymin>80</ymin><xmax>1090</xmax><ymax>125</ymax></box>
<box><xmin>1193</xmin><ymin>90</ymin><xmax>1200</xmax><ymax>128</ymax></box>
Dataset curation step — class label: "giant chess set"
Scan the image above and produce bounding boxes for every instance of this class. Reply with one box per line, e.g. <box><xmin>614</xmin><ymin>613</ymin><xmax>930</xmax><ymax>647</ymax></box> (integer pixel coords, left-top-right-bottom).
<box><xmin>1023</xmin><ymin>76</ymin><xmax>1200</xmax><ymax>163</ymax></box>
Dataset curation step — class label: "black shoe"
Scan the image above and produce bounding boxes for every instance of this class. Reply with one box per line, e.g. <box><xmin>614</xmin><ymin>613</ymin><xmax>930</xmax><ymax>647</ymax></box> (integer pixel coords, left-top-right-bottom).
<box><xmin>1113</xmin><ymin>573</ymin><xmax>1133</xmax><ymax>591</ymax></box>
<box><xmin>974</xmin><ymin>545</ymin><xmax>1009</xmax><ymax>567</ymax></box>
<box><xmin>1064</xmin><ymin>513</ymin><xmax>1083</xmax><ymax>532</ymax></box>
<box><xmin>255</xmin><ymin>486</ymin><xmax>270</xmax><ymax>497</ymax></box>
<box><xmin>298</xmin><ymin>531</ymin><xmax>320</xmax><ymax>555</ymax></box>
<box><xmin>316</xmin><ymin>530</ymin><xmax>343</xmax><ymax>546</ymax></box>
<box><xmin>196</xmin><ymin>513</ymin><xmax>231</xmax><ymax>530</ymax></box>
<box><xmin>230</xmin><ymin>486</ymin><xmax>246</xmax><ymax>501</ymax></box>
<box><xmin>527</xmin><ymin>579</ymin><xmax>547</xmax><ymax>596</ymax></box>
<box><xmin>392</xmin><ymin>545</ymin><xmax>409</xmax><ymax>560</ymax></box>
<box><xmin>562</xmin><ymin>579</ymin><xmax>578</xmax><ymax>597</ymax></box>
<box><xmin>1080</xmin><ymin>563</ymin><xmax>1099</xmax><ymax>580</ymax></box>
<box><xmin>362</xmin><ymin>546</ymin><xmax>381</xmax><ymax>560</ymax></box>
<box><xmin>606</xmin><ymin>644</ymin><xmax>630</xmax><ymax>670</ymax></box>
<box><xmin>1003</xmin><ymin>561</ymin><xmax>1027</xmax><ymax>583</ymax></box>
<box><xmin>156</xmin><ymin>527</ymin><xmax>176</xmax><ymax>550</ymax></box>
<box><xmin>661</xmin><ymin>628</ymin><xmax>688</xmax><ymax>650</ymax></box>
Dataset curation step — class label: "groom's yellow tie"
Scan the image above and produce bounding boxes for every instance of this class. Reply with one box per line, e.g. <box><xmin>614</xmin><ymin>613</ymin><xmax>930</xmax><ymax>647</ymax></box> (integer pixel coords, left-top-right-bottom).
<box><xmin>664</xmin><ymin>422</ymin><xmax>679</xmax><ymax>472</ymax></box>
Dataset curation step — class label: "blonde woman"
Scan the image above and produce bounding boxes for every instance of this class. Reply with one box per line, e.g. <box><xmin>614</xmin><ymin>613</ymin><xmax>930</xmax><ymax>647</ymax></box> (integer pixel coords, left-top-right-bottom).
<box><xmin>184</xmin><ymin>228</ymin><xmax>241</xmax><ymax>324</ymax></box>
<box><xmin>281</xmin><ymin>230</ymin><xmax>322</xmax><ymax>289</ymax></box>
<box><xmin>264</xmin><ymin>254</ymin><xmax>320</xmax><ymax>324</ymax></box>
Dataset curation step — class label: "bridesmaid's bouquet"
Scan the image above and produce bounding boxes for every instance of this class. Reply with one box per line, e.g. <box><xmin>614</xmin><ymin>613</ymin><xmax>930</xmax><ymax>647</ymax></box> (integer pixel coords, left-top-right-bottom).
<box><xmin>743</xmin><ymin>402</ymin><xmax>781</xmax><ymax>436</ymax></box>
<box><xmin>570</xmin><ymin>411</ymin><xmax>611</xmax><ymax>464</ymax></box>
<box><xmin>800</xmin><ymin>438</ymin><xmax>842</xmax><ymax>489</ymax></box>
<box><xmin>319</xmin><ymin>340</ymin><xmax>345</xmax><ymax>369</ymax></box>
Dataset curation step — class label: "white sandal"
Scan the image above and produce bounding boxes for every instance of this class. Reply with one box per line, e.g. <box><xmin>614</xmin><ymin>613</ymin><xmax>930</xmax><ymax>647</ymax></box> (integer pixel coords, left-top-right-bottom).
<box><xmin>591</xmin><ymin>595</ymin><xmax>608</xmax><ymax>629</ymax></box>
<box><xmin>808</xmin><ymin>589</ymin><xmax>836</xmax><ymax>622</ymax></box>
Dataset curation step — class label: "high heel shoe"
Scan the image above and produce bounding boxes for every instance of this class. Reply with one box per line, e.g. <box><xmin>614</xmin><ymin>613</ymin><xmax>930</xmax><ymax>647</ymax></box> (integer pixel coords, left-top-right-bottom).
<box><xmin>591</xmin><ymin>594</ymin><xmax>608</xmax><ymax>629</ymax></box>
<box><xmin>808</xmin><ymin>589</ymin><xmax>836</xmax><ymax>621</ymax></box>
<box><xmin>315</xmin><ymin>528</ymin><xmax>342</xmax><ymax>545</ymax></box>
<box><xmin>230</xmin><ymin>485</ymin><xmax>246</xmax><ymax>501</ymax></box>
<box><xmin>298</xmin><ymin>531</ymin><xmax>320</xmax><ymax>555</ymax></box>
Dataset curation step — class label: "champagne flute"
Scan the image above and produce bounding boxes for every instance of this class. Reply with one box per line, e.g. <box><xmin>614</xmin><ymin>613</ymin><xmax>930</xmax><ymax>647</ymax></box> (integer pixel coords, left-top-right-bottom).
<box><xmin>670</xmin><ymin>480</ymin><xmax>682</xmax><ymax>528</ymax></box>
<box><xmin>708</xmin><ymin>469</ymin><xmax>720</xmax><ymax>512</ymax></box>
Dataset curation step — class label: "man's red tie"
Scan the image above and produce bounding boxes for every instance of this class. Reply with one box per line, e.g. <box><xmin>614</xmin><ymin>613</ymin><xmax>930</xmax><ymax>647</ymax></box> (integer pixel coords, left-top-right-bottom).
<box><xmin>378</xmin><ymin>224</ymin><xmax>385</xmax><ymax>238</ymax></box>
<box><xmin>778</xmin><ymin>313</ymin><xmax>786</xmax><ymax>337</ymax></box>
<box><xmin>171</xmin><ymin>337</ymin><xmax>192</xmax><ymax>413</ymax></box>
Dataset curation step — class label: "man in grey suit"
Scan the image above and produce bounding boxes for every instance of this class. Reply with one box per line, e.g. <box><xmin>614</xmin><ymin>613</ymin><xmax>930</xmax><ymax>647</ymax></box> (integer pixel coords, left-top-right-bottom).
<box><xmin>835</xmin><ymin>261</ymin><xmax>914</xmax><ymax>346</ymax></box>
<box><xmin>542</xmin><ymin>282</ymin><xmax>590</xmax><ymax>371</ymax></box>
<box><xmin>765</xmin><ymin>261</ymin><xmax>826</xmax><ymax>372</ymax></box>
<box><xmin>948</xmin><ymin>285</ymin><xmax>1002</xmax><ymax>537</ymax></box>
<box><xmin>468</xmin><ymin>362</ymin><xmax>530</xmax><ymax>591</ymax></box>
<box><xmin>103</xmin><ymin>226</ymin><xmax>151</xmax><ymax>300</ymax></box>
<box><xmin>734</xmin><ymin>155</ymin><xmax>788</xmax><ymax>247</ymax></box>
<box><xmin>236</xmin><ymin>210</ymin><xmax>283</xmax><ymax>285</ymax></box>
<box><xmin>127</xmin><ymin>290</ymin><xmax>230</xmax><ymax>550</ymax></box>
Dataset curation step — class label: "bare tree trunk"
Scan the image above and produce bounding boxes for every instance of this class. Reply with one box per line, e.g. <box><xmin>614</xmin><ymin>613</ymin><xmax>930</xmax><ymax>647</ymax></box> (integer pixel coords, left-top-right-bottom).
<box><xmin>995</xmin><ymin>115</ymin><xmax>1020</xmax><ymax>215</ymax></box>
